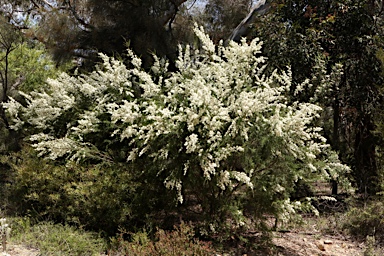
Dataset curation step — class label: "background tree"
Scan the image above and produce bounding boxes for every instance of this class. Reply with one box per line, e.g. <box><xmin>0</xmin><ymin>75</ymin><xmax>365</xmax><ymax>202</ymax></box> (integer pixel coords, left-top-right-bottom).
<box><xmin>0</xmin><ymin>16</ymin><xmax>22</xmax><ymax>129</ymax></box>
<box><xmin>0</xmin><ymin>0</ymin><xmax>190</xmax><ymax>69</ymax></box>
<box><xmin>0</xmin><ymin>19</ymin><xmax>61</xmax><ymax>153</ymax></box>
<box><xmin>197</xmin><ymin>0</ymin><xmax>253</xmax><ymax>43</ymax></box>
<box><xmin>0</xmin><ymin>17</ymin><xmax>23</xmax><ymax>155</ymax></box>
<box><xmin>250</xmin><ymin>0</ymin><xmax>384</xmax><ymax>195</ymax></box>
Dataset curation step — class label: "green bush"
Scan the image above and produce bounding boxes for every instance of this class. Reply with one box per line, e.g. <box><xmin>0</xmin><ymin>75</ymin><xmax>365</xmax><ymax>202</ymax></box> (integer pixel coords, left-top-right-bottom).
<box><xmin>343</xmin><ymin>200</ymin><xmax>384</xmax><ymax>242</ymax></box>
<box><xmin>109</xmin><ymin>222</ymin><xmax>213</xmax><ymax>256</ymax></box>
<box><xmin>10</xmin><ymin>217</ymin><xmax>106</xmax><ymax>255</ymax></box>
<box><xmin>4</xmin><ymin>147</ymin><xmax>169</xmax><ymax>235</ymax></box>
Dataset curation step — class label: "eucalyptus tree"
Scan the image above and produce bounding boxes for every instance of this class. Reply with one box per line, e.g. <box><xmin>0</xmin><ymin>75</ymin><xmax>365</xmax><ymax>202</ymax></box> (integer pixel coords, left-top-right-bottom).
<box><xmin>196</xmin><ymin>0</ymin><xmax>254</xmax><ymax>43</ymax></box>
<box><xmin>186</xmin><ymin>0</ymin><xmax>270</xmax><ymax>44</ymax></box>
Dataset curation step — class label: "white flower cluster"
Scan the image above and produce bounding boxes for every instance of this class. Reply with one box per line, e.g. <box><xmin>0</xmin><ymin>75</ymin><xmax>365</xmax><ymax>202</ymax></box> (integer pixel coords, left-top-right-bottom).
<box><xmin>4</xmin><ymin>26</ymin><xmax>350</xmax><ymax>207</ymax></box>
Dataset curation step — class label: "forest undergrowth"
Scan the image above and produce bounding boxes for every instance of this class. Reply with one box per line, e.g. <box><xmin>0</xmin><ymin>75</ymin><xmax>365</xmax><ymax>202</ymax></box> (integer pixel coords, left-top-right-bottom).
<box><xmin>2</xmin><ymin>195</ymin><xmax>384</xmax><ymax>255</ymax></box>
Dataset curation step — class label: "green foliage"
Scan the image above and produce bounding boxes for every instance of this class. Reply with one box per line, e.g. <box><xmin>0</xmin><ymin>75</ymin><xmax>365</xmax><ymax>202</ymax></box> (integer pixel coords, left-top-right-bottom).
<box><xmin>109</xmin><ymin>222</ymin><xmax>213</xmax><ymax>256</ymax></box>
<box><xmin>343</xmin><ymin>200</ymin><xmax>384</xmax><ymax>243</ymax></box>
<box><xmin>7</xmin><ymin>41</ymin><xmax>61</xmax><ymax>93</ymax></box>
<box><xmin>4</xmin><ymin>147</ymin><xmax>144</xmax><ymax>235</ymax></box>
<box><xmin>255</xmin><ymin>0</ymin><xmax>384</xmax><ymax>195</ymax></box>
<box><xmin>10</xmin><ymin>217</ymin><xmax>106</xmax><ymax>255</ymax></box>
<box><xmin>0</xmin><ymin>125</ymin><xmax>19</xmax><ymax>153</ymax></box>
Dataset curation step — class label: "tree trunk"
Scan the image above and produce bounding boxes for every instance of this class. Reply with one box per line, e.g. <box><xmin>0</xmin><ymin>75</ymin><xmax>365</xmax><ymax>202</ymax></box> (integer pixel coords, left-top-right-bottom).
<box><xmin>331</xmin><ymin>86</ymin><xmax>340</xmax><ymax>195</ymax></box>
<box><xmin>354</xmin><ymin>115</ymin><xmax>378</xmax><ymax>195</ymax></box>
<box><xmin>227</xmin><ymin>0</ymin><xmax>269</xmax><ymax>42</ymax></box>
<box><xmin>0</xmin><ymin>48</ymin><xmax>10</xmax><ymax>129</ymax></box>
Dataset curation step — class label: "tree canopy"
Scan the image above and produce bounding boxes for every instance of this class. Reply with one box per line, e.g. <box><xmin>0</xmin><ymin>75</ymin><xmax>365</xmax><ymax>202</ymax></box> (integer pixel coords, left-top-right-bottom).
<box><xmin>0</xmin><ymin>0</ymin><xmax>191</xmax><ymax>69</ymax></box>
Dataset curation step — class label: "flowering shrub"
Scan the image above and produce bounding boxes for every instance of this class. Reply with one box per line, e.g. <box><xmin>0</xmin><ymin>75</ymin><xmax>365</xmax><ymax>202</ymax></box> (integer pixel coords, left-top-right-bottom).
<box><xmin>4</xmin><ymin>26</ymin><xmax>350</xmax><ymax>233</ymax></box>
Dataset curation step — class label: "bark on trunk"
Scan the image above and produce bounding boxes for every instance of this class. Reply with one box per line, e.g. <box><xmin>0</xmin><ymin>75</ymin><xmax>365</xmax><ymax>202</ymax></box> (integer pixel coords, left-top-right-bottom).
<box><xmin>228</xmin><ymin>0</ymin><xmax>269</xmax><ymax>42</ymax></box>
<box><xmin>332</xmin><ymin>87</ymin><xmax>340</xmax><ymax>195</ymax></box>
<box><xmin>354</xmin><ymin>115</ymin><xmax>378</xmax><ymax>195</ymax></box>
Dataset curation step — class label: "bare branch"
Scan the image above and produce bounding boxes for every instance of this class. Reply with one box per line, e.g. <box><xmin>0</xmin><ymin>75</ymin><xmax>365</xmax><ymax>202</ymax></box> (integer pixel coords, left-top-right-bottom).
<box><xmin>41</xmin><ymin>0</ymin><xmax>54</xmax><ymax>8</ymax></box>
<box><xmin>29</xmin><ymin>0</ymin><xmax>41</xmax><ymax>9</ymax></box>
<box><xmin>186</xmin><ymin>0</ymin><xmax>198</xmax><ymax>10</ymax></box>
<box><xmin>66</xmin><ymin>0</ymin><xmax>94</xmax><ymax>31</ymax></box>
<box><xmin>160</xmin><ymin>0</ymin><xmax>187</xmax><ymax>27</ymax></box>
<box><xmin>10</xmin><ymin>75</ymin><xmax>25</xmax><ymax>90</ymax></box>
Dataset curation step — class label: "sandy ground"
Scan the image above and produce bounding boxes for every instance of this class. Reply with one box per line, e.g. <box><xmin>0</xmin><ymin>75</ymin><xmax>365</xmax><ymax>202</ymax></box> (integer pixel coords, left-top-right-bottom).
<box><xmin>273</xmin><ymin>231</ymin><xmax>364</xmax><ymax>256</ymax></box>
<box><xmin>2</xmin><ymin>243</ymin><xmax>39</xmax><ymax>256</ymax></box>
<box><xmin>0</xmin><ymin>236</ymin><xmax>367</xmax><ymax>256</ymax></box>
<box><xmin>4</xmin><ymin>234</ymin><xmax>367</xmax><ymax>256</ymax></box>
<box><xmin>0</xmin><ymin>230</ymin><xmax>376</xmax><ymax>256</ymax></box>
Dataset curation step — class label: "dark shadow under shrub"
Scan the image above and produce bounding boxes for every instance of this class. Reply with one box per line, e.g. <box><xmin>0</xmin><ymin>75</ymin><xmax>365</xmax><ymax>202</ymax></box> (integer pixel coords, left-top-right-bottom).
<box><xmin>109</xmin><ymin>222</ymin><xmax>214</xmax><ymax>256</ymax></box>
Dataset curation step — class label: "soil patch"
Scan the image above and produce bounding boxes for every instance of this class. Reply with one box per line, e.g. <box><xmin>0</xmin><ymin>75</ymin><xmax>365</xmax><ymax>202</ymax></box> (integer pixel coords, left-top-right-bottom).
<box><xmin>273</xmin><ymin>231</ymin><xmax>363</xmax><ymax>256</ymax></box>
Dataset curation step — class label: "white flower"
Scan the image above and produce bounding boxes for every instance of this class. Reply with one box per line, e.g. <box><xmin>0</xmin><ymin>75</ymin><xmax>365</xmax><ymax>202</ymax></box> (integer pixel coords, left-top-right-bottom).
<box><xmin>193</xmin><ymin>24</ymin><xmax>215</xmax><ymax>54</ymax></box>
<box><xmin>232</xmin><ymin>171</ymin><xmax>253</xmax><ymax>189</ymax></box>
<box><xmin>274</xmin><ymin>184</ymin><xmax>285</xmax><ymax>193</ymax></box>
<box><xmin>185</xmin><ymin>134</ymin><xmax>199</xmax><ymax>153</ymax></box>
<box><xmin>164</xmin><ymin>179</ymin><xmax>183</xmax><ymax>204</ymax></box>
<box><xmin>218</xmin><ymin>171</ymin><xmax>231</xmax><ymax>190</ymax></box>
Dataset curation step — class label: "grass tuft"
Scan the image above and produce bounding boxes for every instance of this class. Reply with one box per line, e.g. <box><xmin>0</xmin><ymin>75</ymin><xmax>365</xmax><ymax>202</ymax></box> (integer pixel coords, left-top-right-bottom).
<box><xmin>10</xmin><ymin>217</ymin><xmax>106</xmax><ymax>256</ymax></box>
